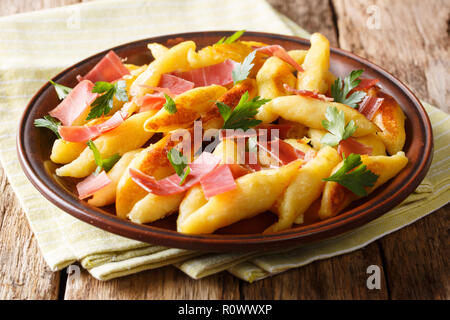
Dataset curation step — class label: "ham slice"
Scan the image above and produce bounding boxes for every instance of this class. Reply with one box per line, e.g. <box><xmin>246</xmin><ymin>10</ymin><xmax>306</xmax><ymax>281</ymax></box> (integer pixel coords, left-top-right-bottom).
<box><xmin>58</xmin><ymin>110</ymin><xmax>128</xmax><ymax>142</ymax></box>
<box><xmin>49</xmin><ymin>80</ymin><xmax>98</xmax><ymax>126</ymax></box>
<box><xmin>228</xmin><ymin>163</ymin><xmax>253</xmax><ymax>177</ymax></box>
<box><xmin>338</xmin><ymin>137</ymin><xmax>373</xmax><ymax>157</ymax></box>
<box><xmin>200</xmin><ymin>164</ymin><xmax>237</xmax><ymax>199</ymax></box>
<box><xmin>257</xmin><ymin>138</ymin><xmax>305</xmax><ymax>166</ymax></box>
<box><xmin>256</xmin><ymin>45</ymin><xmax>304</xmax><ymax>72</ymax></box>
<box><xmin>172</xmin><ymin>59</ymin><xmax>238</xmax><ymax>87</ymax></box>
<box><xmin>135</xmin><ymin>94</ymin><xmax>166</xmax><ymax>112</ymax></box>
<box><xmin>80</xmin><ymin>50</ymin><xmax>130</xmax><ymax>83</ymax></box>
<box><xmin>159</xmin><ymin>74</ymin><xmax>194</xmax><ymax>95</ymax></box>
<box><xmin>353</xmin><ymin>78</ymin><xmax>379</xmax><ymax>92</ymax></box>
<box><xmin>139</xmin><ymin>85</ymin><xmax>173</xmax><ymax>97</ymax></box>
<box><xmin>77</xmin><ymin>171</ymin><xmax>112</xmax><ymax>200</ymax></box>
<box><xmin>129</xmin><ymin>152</ymin><xmax>221</xmax><ymax>196</ymax></box>
<box><xmin>283</xmin><ymin>84</ymin><xmax>333</xmax><ymax>102</ymax></box>
<box><xmin>358</xmin><ymin>95</ymin><xmax>384</xmax><ymax>120</ymax></box>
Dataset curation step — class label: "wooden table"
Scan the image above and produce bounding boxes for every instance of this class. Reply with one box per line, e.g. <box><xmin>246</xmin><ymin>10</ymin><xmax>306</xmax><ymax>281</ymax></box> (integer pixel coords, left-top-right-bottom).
<box><xmin>0</xmin><ymin>0</ymin><xmax>448</xmax><ymax>300</ymax></box>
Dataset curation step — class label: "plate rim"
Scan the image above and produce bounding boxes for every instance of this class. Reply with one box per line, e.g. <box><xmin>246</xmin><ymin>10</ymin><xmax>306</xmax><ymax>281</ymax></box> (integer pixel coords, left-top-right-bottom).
<box><xmin>16</xmin><ymin>30</ymin><xmax>434</xmax><ymax>251</ymax></box>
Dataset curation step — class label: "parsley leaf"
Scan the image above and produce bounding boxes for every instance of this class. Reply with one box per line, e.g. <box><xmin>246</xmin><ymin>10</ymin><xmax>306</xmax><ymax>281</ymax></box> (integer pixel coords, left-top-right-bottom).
<box><xmin>217</xmin><ymin>91</ymin><xmax>270</xmax><ymax>130</ymax></box>
<box><xmin>215</xmin><ymin>30</ymin><xmax>245</xmax><ymax>45</ymax></box>
<box><xmin>34</xmin><ymin>115</ymin><xmax>61</xmax><ymax>139</ymax></box>
<box><xmin>163</xmin><ymin>93</ymin><xmax>177</xmax><ymax>114</ymax></box>
<box><xmin>321</xmin><ymin>106</ymin><xmax>357</xmax><ymax>147</ymax></box>
<box><xmin>232</xmin><ymin>50</ymin><xmax>256</xmax><ymax>84</ymax></box>
<box><xmin>49</xmin><ymin>80</ymin><xmax>72</xmax><ymax>100</ymax></box>
<box><xmin>86</xmin><ymin>80</ymin><xmax>128</xmax><ymax>120</ymax></box>
<box><xmin>331</xmin><ymin>69</ymin><xmax>367</xmax><ymax>108</ymax></box>
<box><xmin>167</xmin><ymin>149</ymin><xmax>190</xmax><ymax>185</ymax></box>
<box><xmin>87</xmin><ymin>140</ymin><xmax>121</xmax><ymax>175</ymax></box>
<box><xmin>323</xmin><ymin>153</ymin><xmax>378</xmax><ymax>197</ymax></box>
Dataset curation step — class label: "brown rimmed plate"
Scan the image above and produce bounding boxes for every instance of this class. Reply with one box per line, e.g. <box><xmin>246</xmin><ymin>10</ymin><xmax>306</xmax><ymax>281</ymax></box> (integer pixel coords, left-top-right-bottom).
<box><xmin>17</xmin><ymin>31</ymin><xmax>433</xmax><ymax>252</ymax></box>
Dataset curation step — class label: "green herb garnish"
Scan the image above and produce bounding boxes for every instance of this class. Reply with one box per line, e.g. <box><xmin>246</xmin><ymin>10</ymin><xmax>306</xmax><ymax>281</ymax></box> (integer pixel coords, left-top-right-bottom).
<box><xmin>87</xmin><ymin>140</ymin><xmax>121</xmax><ymax>175</ymax></box>
<box><xmin>163</xmin><ymin>93</ymin><xmax>177</xmax><ymax>114</ymax></box>
<box><xmin>331</xmin><ymin>69</ymin><xmax>366</xmax><ymax>108</ymax></box>
<box><xmin>215</xmin><ymin>30</ymin><xmax>245</xmax><ymax>45</ymax></box>
<box><xmin>34</xmin><ymin>115</ymin><xmax>61</xmax><ymax>139</ymax></box>
<box><xmin>167</xmin><ymin>149</ymin><xmax>190</xmax><ymax>185</ymax></box>
<box><xmin>49</xmin><ymin>80</ymin><xmax>72</xmax><ymax>100</ymax></box>
<box><xmin>86</xmin><ymin>80</ymin><xmax>128</xmax><ymax>120</ymax></box>
<box><xmin>321</xmin><ymin>106</ymin><xmax>357</xmax><ymax>147</ymax></box>
<box><xmin>217</xmin><ymin>91</ymin><xmax>269</xmax><ymax>130</ymax></box>
<box><xmin>323</xmin><ymin>153</ymin><xmax>378</xmax><ymax>197</ymax></box>
<box><xmin>232</xmin><ymin>50</ymin><xmax>256</xmax><ymax>84</ymax></box>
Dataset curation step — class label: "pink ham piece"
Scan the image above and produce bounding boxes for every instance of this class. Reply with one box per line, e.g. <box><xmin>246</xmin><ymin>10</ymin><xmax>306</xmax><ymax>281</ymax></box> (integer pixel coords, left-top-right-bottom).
<box><xmin>283</xmin><ymin>84</ymin><xmax>333</xmax><ymax>102</ymax></box>
<box><xmin>134</xmin><ymin>93</ymin><xmax>166</xmax><ymax>112</ymax></box>
<box><xmin>228</xmin><ymin>163</ymin><xmax>253</xmax><ymax>177</ymax></box>
<box><xmin>58</xmin><ymin>110</ymin><xmax>128</xmax><ymax>142</ymax></box>
<box><xmin>129</xmin><ymin>152</ymin><xmax>221</xmax><ymax>196</ymax></box>
<box><xmin>159</xmin><ymin>74</ymin><xmax>194</xmax><ymax>95</ymax></box>
<box><xmin>338</xmin><ymin>137</ymin><xmax>373</xmax><ymax>157</ymax></box>
<box><xmin>49</xmin><ymin>80</ymin><xmax>98</xmax><ymax>126</ymax></box>
<box><xmin>358</xmin><ymin>95</ymin><xmax>384</xmax><ymax>120</ymax></box>
<box><xmin>172</xmin><ymin>59</ymin><xmax>238</xmax><ymax>87</ymax></box>
<box><xmin>80</xmin><ymin>50</ymin><xmax>130</xmax><ymax>83</ymax></box>
<box><xmin>257</xmin><ymin>138</ymin><xmax>305</xmax><ymax>166</ymax></box>
<box><xmin>76</xmin><ymin>171</ymin><xmax>112</xmax><ymax>200</ymax></box>
<box><xmin>353</xmin><ymin>78</ymin><xmax>379</xmax><ymax>92</ymax></box>
<box><xmin>256</xmin><ymin>45</ymin><xmax>304</xmax><ymax>72</ymax></box>
<box><xmin>200</xmin><ymin>164</ymin><xmax>237</xmax><ymax>199</ymax></box>
<box><xmin>139</xmin><ymin>86</ymin><xmax>174</xmax><ymax>97</ymax></box>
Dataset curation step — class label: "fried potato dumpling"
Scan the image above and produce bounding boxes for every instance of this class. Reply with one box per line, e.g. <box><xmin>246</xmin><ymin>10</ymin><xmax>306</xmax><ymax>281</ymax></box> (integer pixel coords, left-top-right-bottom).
<box><xmin>318</xmin><ymin>151</ymin><xmax>408</xmax><ymax>219</ymax></box>
<box><xmin>50</xmin><ymin>139</ymin><xmax>86</xmax><ymax>164</ymax></box>
<box><xmin>297</xmin><ymin>33</ymin><xmax>330</xmax><ymax>94</ymax></box>
<box><xmin>257</xmin><ymin>95</ymin><xmax>377</xmax><ymax>137</ymax></box>
<box><xmin>115</xmin><ymin>134</ymin><xmax>178</xmax><ymax>218</ymax></box>
<box><xmin>130</xmin><ymin>41</ymin><xmax>195</xmax><ymax>97</ymax></box>
<box><xmin>147</xmin><ymin>43</ymin><xmax>169</xmax><ymax>60</ymax></box>
<box><xmin>177</xmin><ymin>160</ymin><xmax>302</xmax><ymax>234</ymax></box>
<box><xmin>56</xmin><ymin>111</ymin><xmax>155</xmax><ymax>178</ymax></box>
<box><xmin>369</xmin><ymin>88</ymin><xmax>406</xmax><ymax>155</ymax></box>
<box><xmin>266</xmin><ymin>146</ymin><xmax>340</xmax><ymax>233</ymax></box>
<box><xmin>88</xmin><ymin>149</ymin><xmax>142</xmax><ymax>207</ymax></box>
<box><xmin>257</xmin><ymin>56</ymin><xmax>297</xmax><ymax>99</ymax></box>
<box><xmin>187</xmin><ymin>42</ymin><xmax>266</xmax><ymax>77</ymax></box>
<box><xmin>307</xmin><ymin>128</ymin><xmax>386</xmax><ymax>156</ymax></box>
<box><xmin>128</xmin><ymin>193</ymin><xmax>185</xmax><ymax>224</ymax></box>
<box><xmin>143</xmin><ymin>85</ymin><xmax>227</xmax><ymax>132</ymax></box>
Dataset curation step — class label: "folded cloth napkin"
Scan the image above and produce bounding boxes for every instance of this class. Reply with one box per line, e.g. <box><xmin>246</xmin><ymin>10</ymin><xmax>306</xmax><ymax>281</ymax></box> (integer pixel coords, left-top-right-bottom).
<box><xmin>0</xmin><ymin>0</ymin><xmax>448</xmax><ymax>282</ymax></box>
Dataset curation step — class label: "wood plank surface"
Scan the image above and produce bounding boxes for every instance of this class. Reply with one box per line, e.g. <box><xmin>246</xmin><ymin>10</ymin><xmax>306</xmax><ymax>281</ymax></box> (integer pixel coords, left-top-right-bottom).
<box><xmin>0</xmin><ymin>166</ymin><xmax>60</xmax><ymax>299</ymax></box>
<box><xmin>0</xmin><ymin>0</ymin><xmax>447</xmax><ymax>300</ymax></box>
<box><xmin>333</xmin><ymin>0</ymin><xmax>450</xmax><ymax>300</ymax></box>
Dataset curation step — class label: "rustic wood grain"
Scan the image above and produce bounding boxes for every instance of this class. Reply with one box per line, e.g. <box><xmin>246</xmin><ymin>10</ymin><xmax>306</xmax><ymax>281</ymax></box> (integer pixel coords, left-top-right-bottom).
<box><xmin>0</xmin><ymin>0</ymin><xmax>448</xmax><ymax>300</ymax></box>
<box><xmin>240</xmin><ymin>243</ymin><xmax>388</xmax><ymax>299</ymax></box>
<box><xmin>0</xmin><ymin>166</ymin><xmax>60</xmax><ymax>300</ymax></box>
<box><xmin>64</xmin><ymin>266</ymin><xmax>241</xmax><ymax>300</ymax></box>
<box><xmin>267</xmin><ymin>0</ymin><xmax>339</xmax><ymax>46</ymax></box>
<box><xmin>332</xmin><ymin>0</ymin><xmax>450</xmax><ymax>299</ymax></box>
